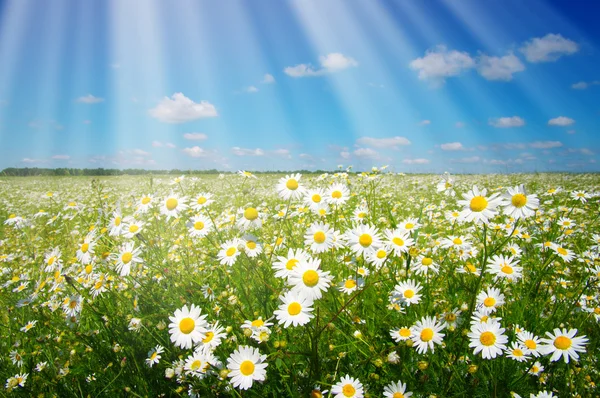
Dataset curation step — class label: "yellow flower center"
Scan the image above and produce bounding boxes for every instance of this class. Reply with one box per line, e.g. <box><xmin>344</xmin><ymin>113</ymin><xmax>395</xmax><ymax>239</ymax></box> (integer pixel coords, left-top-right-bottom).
<box><xmin>48</xmin><ymin>257</ymin><xmax>56</xmax><ymax>265</ymax></box>
<box><xmin>246</xmin><ymin>241</ymin><xmax>257</xmax><ymax>250</ymax></box>
<box><xmin>344</xmin><ymin>279</ymin><xmax>357</xmax><ymax>289</ymax></box>
<box><xmin>190</xmin><ymin>359</ymin><xmax>203</xmax><ymax>371</ymax></box>
<box><xmin>312</xmin><ymin>194</ymin><xmax>322</xmax><ymax>203</ymax></box>
<box><xmin>393</xmin><ymin>237</ymin><xmax>404</xmax><ymax>246</ymax></box>
<box><xmin>480</xmin><ymin>331</ymin><xmax>496</xmax><ymax>346</ymax></box>
<box><xmin>484</xmin><ymin>297</ymin><xmax>496</xmax><ymax>307</ymax></box>
<box><xmin>404</xmin><ymin>289</ymin><xmax>414</xmax><ymax>299</ymax></box>
<box><xmin>531</xmin><ymin>366</ymin><xmax>539</xmax><ymax>373</ymax></box>
<box><xmin>469</xmin><ymin>196</ymin><xmax>488</xmax><ymax>212</ymax></box>
<box><xmin>501</xmin><ymin>265</ymin><xmax>513</xmax><ymax>274</ymax></box>
<box><xmin>524</xmin><ymin>339</ymin><xmax>537</xmax><ymax>349</ymax></box>
<box><xmin>557</xmin><ymin>247</ymin><xmax>567</xmax><ymax>256</ymax></box>
<box><xmin>197</xmin><ymin>196</ymin><xmax>207</xmax><ymax>204</ymax></box>
<box><xmin>313</xmin><ymin>231</ymin><xmax>326</xmax><ymax>244</ymax></box>
<box><xmin>69</xmin><ymin>300</ymin><xmax>78</xmax><ymax>309</ymax></box>
<box><xmin>251</xmin><ymin>319</ymin><xmax>264</xmax><ymax>328</ymax></box>
<box><xmin>81</xmin><ymin>243</ymin><xmax>89</xmax><ymax>253</ymax></box>
<box><xmin>342</xmin><ymin>384</ymin><xmax>356</xmax><ymax>397</ymax></box>
<box><xmin>226</xmin><ymin>247</ymin><xmax>236</xmax><ymax>257</ymax></box>
<box><xmin>511</xmin><ymin>194</ymin><xmax>527</xmax><ymax>208</ymax></box>
<box><xmin>376</xmin><ymin>250</ymin><xmax>386</xmax><ymax>259</ymax></box>
<box><xmin>166</xmin><ymin>198</ymin><xmax>178</xmax><ymax>210</ymax></box>
<box><xmin>453</xmin><ymin>237</ymin><xmax>463</xmax><ymax>245</ymax></box>
<box><xmin>122</xmin><ymin>252</ymin><xmax>132</xmax><ymax>264</ymax></box>
<box><xmin>358</xmin><ymin>234</ymin><xmax>372</xmax><ymax>247</ymax></box>
<box><xmin>445</xmin><ymin>313</ymin><xmax>457</xmax><ymax>322</ymax></box>
<box><xmin>141</xmin><ymin>197</ymin><xmax>151</xmax><ymax>204</ymax></box>
<box><xmin>114</xmin><ymin>217</ymin><xmax>121</xmax><ymax>226</ymax></box>
<box><xmin>393</xmin><ymin>393</ymin><xmax>405</xmax><ymax>398</ymax></box>
<box><xmin>420</xmin><ymin>328</ymin><xmax>434</xmax><ymax>342</ymax></box>
<box><xmin>203</xmin><ymin>331</ymin><xmax>214</xmax><ymax>343</ymax></box>
<box><xmin>422</xmin><ymin>257</ymin><xmax>433</xmax><ymax>266</ymax></box>
<box><xmin>286</xmin><ymin>179</ymin><xmax>299</xmax><ymax>190</ymax></box>
<box><xmin>399</xmin><ymin>328</ymin><xmax>411</xmax><ymax>337</ymax></box>
<box><xmin>68</xmin><ymin>202</ymin><xmax>76</xmax><ymax>207</ymax></box>
<box><xmin>244</xmin><ymin>207</ymin><xmax>258</xmax><ymax>220</ymax></box>
<box><xmin>94</xmin><ymin>281</ymin><xmax>104</xmax><ymax>290</ymax></box>
<box><xmin>179</xmin><ymin>317</ymin><xmax>195</xmax><ymax>334</ymax></box>
<box><xmin>285</xmin><ymin>259</ymin><xmax>298</xmax><ymax>270</ymax></box>
<box><xmin>331</xmin><ymin>190</ymin><xmax>342</xmax><ymax>199</ymax></box>
<box><xmin>288</xmin><ymin>302</ymin><xmax>302</xmax><ymax>315</ymax></box>
<box><xmin>554</xmin><ymin>336</ymin><xmax>572</xmax><ymax>350</ymax></box>
<box><xmin>194</xmin><ymin>221</ymin><xmax>204</xmax><ymax>230</ymax></box>
<box><xmin>150</xmin><ymin>352</ymin><xmax>157</xmax><ymax>360</ymax></box>
<box><xmin>302</xmin><ymin>270</ymin><xmax>319</xmax><ymax>287</ymax></box>
<box><xmin>85</xmin><ymin>264</ymin><xmax>93</xmax><ymax>274</ymax></box>
<box><xmin>405</xmin><ymin>223</ymin><xmax>414</xmax><ymax>229</ymax></box>
<box><xmin>512</xmin><ymin>348</ymin><xmax>524</xmax><ymax>357</ymax></box>
<box><xmin>129</xmin><ymin>225</ymin><xmax>139</xmax><ymax>233</ymax></box>
<box><xmin>239</xmin><ymin>360</ymin><xmax>255</xmax><ymax>376</ymax></box>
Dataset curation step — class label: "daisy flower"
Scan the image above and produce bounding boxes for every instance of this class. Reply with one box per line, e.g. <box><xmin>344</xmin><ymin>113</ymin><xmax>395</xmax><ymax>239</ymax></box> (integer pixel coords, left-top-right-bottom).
<box><xmin>238</xmin><ymin>170</ymin><xmax>257</xmax><ymax>179</ymax></box>
<box><xmin>76</xmin><ymin>233</ymin><xmax>96</xmax><ymax>265</ymax></box>
<box><xmin>20</xmin><ymin>320</ymin><xmax>37</xmax><ymax>333</ymax></box>
<box><xmin>113</xmin><ymin>241</ymin><xmax>143</xmax><ymax>277</ymax></box>
<box><xmin>365</xmin><ymin>248</ymin><xmax>389</xmax><ymax>269</ymax></box>
<box><xmin>502</xmin><ymin>185</ymin><xmax>539</xmax><ymax>219</ymax></box>
<box><xmin>393</xmin><ymin>279</ymin><xmax>423</xmax><ymax>306</ymax></box>
<box><xmin>441</xmin><ymin>308</ymin><xmax>462</xmax><ymax>329</ymax></box>
<box><xmin>191</xmin><ymin>192</ymin><xmax>214</xmax><ymax>211</ymax></box>
<box><xmin>458</xmin><ymin>186</ymin><xmax>503</xmax><ymax>224</ymax></box>
<box><xmin>331</xmin><ymin>375</ymin><xmax>364</xmax><ymax>398</ymax></box>
<box><xmin>436</xmin><ymin>173</ymin><xmax>456</xmax><ymax>197</ymax></box>
<box><xmin>338</xmin><ymin>276</ymin><xmax>364</xmax><ymax>295</ymax></box>
<box><xmin>242</xmin><ymin>234</ymin><xmax>262</xmax><ymax>258</ymax></box>
<box><xmin>304</xmin><ymin>188</ymin><xmax>327</xmax><ymax>212</ymax></box>
<box><xmin>476</xmin><ymin>287</ymin><xmax>505</xmax><ymax>314</ymax></box>
<box><xmin>146</xmin><ymin>345</ymin><xmax>164</xmax><ymax>367</ymax></box>
<box><xmin>277</xmin><ymin>173</ymin><xmax>305</xmax><ymax>200</ymax></box>
<box><xmin>440</xmin><ymin>235</ymin><xmax>471</xmax><ymax>251</ymax></box>
<box><xmin>121</xmin><ymin>217</ymin><xmax>144</xmax><ymax>239</ymax></box>
<box><xmin>487</xmin><ymin>254</ymin><xmax>522</xmax><ymax>282</ymax></box>
<box><xmin>288</xmin><ymin>259</ymin><xmax>333</xmax><ymax>301</ymax></box>
<box><xmin>398</xmin><ymin>218</ymin><xmax>421</xmax><ymax>233</ymax></box>
<box><xmin>197</xmin><ymin>321</ymin><xmax>227</xmax><ymax>351</ymax></box>
<box><xmin>540</xmin><ymin>328</ymin><xmax>588</xmax><ymax>363</ymax></box>
<box><xmin>531</xmin><ymin>391</ymin><xmax>557</xmax><ymax>398</ymax></box>
<box><xmin>44</xmin><ymin>248</ymin><xmax>63</xmax><ymax>272</ymax></box>
<box><xmin>528</xmin><ymin>361</ymin><xmax>544</xmax><ymax>376</ymax></box>
<box><xmin>184</xmin><ymin>350</ymin><xmax>217</xmax><ymax>378</ymax></box>
<box><xmin>390</xmin><ymin>326</ymin><xmax>413</xmax><ymax>342</ymax></box>
<box><xmin>505</xmin><ymin>342</ymin><xmax>530</xmax><ymax>362</ymax></box>
<box><xmin>168</xmin><ymin>304</ymin><xmax>209</xmax><ymax>349</ymax></box>
<box><xmin>383</xmin><ymin>380</ymin><xmax>413</xmax><ymax>398</ymax></box>
<box><xmin>237</xmin><ymin>207</ymin><xmax>263</xmax><ymax>230</ymax></box>
<box><xmin>108</xmin><ymin>211</ymin><xmax>124</xmax><ymax>236</ymax></box>
<box><xmin>412</xmin><ymin>255</ymin><xmax>439</xmax><ymax>276</ymax></box>
<box><xmin>161</xmin><ymin>193</ymin><xmax>188</xmax><ymax>219</ymax></box>
<box><xmin>304</xmin><ymin>222</ymin><xmax>336</xmax><ymax>254</ymax></box>
<box><xmin>384</xmin><ymin>228</ymin><xmax>414</xmax><ymax>256</ymax></box>
<box><xmin>273</xmin><ymin>291</ymin><xmax>314</xmax><ymax>328</ymax></box>
<box><xmin>218</xmin><ymin>239</ymin><xmax>243</xmax><ymax>266</ymax></box>
<box><xmin>468</xmin><ymin>320</ymin><xmax>508</xmax><ymax>359</ymax></box>
<box><xmin>272</xmin><ymin>248</ymin><xmax>311</xmax><ymax>279</ymax></box>
<box><xmin>187</xmin><ymin>214</ymin><xmax>212</xmax><ymax>238</ymax></box>
<box><xmin>554</xmin><ymin>245</ymin><xmax>576</xmax><ymax>262</ymax></box>
<box><xmin>346</xmin><ymin>224</ymin><xmax>382</xmax><ymax>256</ymax></box>
<box><xmin>571</xmin><ymin>190</ymin><xmax>590</xmax><ymax>203</ymax></box>
<box><xmin>137</xmin><ymin>194</ymin><xmax>154</xmax><ymax>213</ymax></box>
<box><xmin>410</xmin><ymin>316</ymin><xmax>445</xmax><ymax>354</ymax></box>
<box><xmin>517</xmin><ymin>330</ymin><xmax>543</xmax><ymax>357</ymax></box>
<box><xmin>227</xmin><ymin>345</ymin><xmax>268</xmax><ymax>390</ymax></box>
<box><xmin>352</xmin><ymin>205</ymin><xmax>370</xmax><ymax>223</ymax></box>
<box><xmin>62</xmin><ymin>295</ymin><xmax>82</xmax><ymax>317</ymax></box>
<box><xmin>325</xmin><ymin>183</ymin><xmax>351</xmax><ymax>206</ymax></box>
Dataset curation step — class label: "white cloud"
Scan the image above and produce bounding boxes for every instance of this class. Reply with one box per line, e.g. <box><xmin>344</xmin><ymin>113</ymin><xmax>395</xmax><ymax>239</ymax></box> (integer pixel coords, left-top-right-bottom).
<box><xmin>182</xmin><ymin>146</ymin><xmax>208</xmax><ymax>158</ymax></box>
<box><xmin>419</xmin><ymin>120</ymin><xmax>431</xmax><ymax>125</ymax></box>
<box><xmin>245</xmin><ymin>86</ymin><xmax>259</xmax><ymax>93</ymax></box>
<box><xmin>165</xmin><ymin>142</ymin><xmax>176</xmax><ymax>149</ymax></box>
<box><xmin>272</xmin><ymin>149</ymin><xmax>292</xmax><ymax>158</ymax></box>
<box><xmin>340</xmin><ymin>151</ymin><xmax>351</xmax><ymax>159</ymax></box>
<box><xmin>451</xmin><ymin>156</ymin><xmax>481</xmax><ymax>163</ymax></box>
<box><xmin>284</xmin><ymin>52</ymin><xmax>358</xmax><ymax>77</ymax></box>
<box><xmin>21</xmin><ymin>158</ymin><xmax>45</xmax><ymax>163</ymax></box>
<box><xmin>441</xmin><ymin>142</ymin><xmax>464</xmax><ymax>151</ymax></box>
<box><xmin>355</xmin><ymin>136</ymin><xmax>411</xmax><ymax>149</ymax></box>
<box><xmin>477</xmin><ymin>52</ymin><xmax>525</xmax><ymax>81</ymax></box>
<box><xmin>262</xmin><ymin>73</ymin><xmax>275</xmax><ymax>84</ymax></box>
<box><xmin>353</xmin><ymin>147</ymin><xmax>379</xmax><ymax>158</ymax></box>
<box><xmin>571</xmin><ymin>81</ymin><xmax>588</xmax><ymax>90</ymax></box>
<box><xmin>183</xmin><ymin>132</ymin><xmax>208</xmax><ymax>141</ymax></box>
<box><xmin>152</xmin><ymin>141</ymin><xmax>164</xmax><ymax>147</ymax></box>
<box><xmin>409</xmin><ymin>45</ymin><xmax>475</xmax><ymax>83</ymax></box>
<box><xmin>580</xmin><ymin>148</ymin><xmax>594</xmax><ymax>155</ymax></box>
<box><xmin>76</xmin><ymin>94</ymin><xmax>104</xmax><ymax>104</ymax></box>
<box><xmin>548</xmin><ymin>116</ymin><xmax>575</xmax><ymax>126</ymax></box>
<box><xmin>131</xmin><ymin>149</ymin><xmax>150</xmax><ymax>156</ymax></box>
<box><xmin>402</xmin><ymin>158</ymin><xmax>430</xmax><ymax>164</ymax></box>
<box><xmin>520</xmin><ymin>33</ymin><xmax>579</xmax><ymax>63</ymax></box>
<box><xmin>148</xmin><ymin>93</ymin><xmax>218</xmax><ymax>123</ymax></box>
<box><xmin>567</xmin><ymin>129</ymin><xmax>576</xmax><ymax>135</ymax></box>
<box><xmin>52</xmin><ymin>155</ymin><xmax>70</xmax><ymax>160</ymax></box>
<box><xmin>231</xmin><ymin>147</ymin><xmax>265</xmax><ymax>156</ymax></box>
<box><xmin>489</xmin><ymin>116</ymin><xmax>525</xmax><ymax>128</ymax></box>
<box><xmin>529</xmin><ymin>141</ymin><xmax>562</xmax><ymax>149</ymax></box>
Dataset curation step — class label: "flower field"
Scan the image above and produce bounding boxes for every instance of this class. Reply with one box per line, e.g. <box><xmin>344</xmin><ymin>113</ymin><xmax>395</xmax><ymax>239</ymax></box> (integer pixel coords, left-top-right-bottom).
<box><xmin>1</xmin><ymin>171</ymin><xmax>599</xmax><ymax>397</ymax></box>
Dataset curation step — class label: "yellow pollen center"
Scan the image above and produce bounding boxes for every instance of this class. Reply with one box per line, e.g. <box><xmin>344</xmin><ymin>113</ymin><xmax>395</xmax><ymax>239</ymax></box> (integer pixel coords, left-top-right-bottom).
<box><xmin>405</xmin><ymin>223</ymin><xmax>414</xmax><ymax>229</ymax></box>
<box><xmin>150</xmin><ymin>352</ymin><xmax>157</xmax><ymax>360</ymax></box>
<box><xmin>312</xmin><ymin>194</ymin><xmax>322</xmax><ymax>203</ymax></box>
<box><xmin>422</xmin><ymin>257</ymin><xmax>433</xmax><ymax>266</ymax></box>
<box><xmin>557</xmin><ymin>247</ymin><xmax>567</xmax><ymax>255</ymax></box>
<box><xmin>445</xmin><ymin>313</ymin><xmax>457</xmax><ymax>322</ymax></box>
<box><xmin>166</xmin><ymin>198</ymin><xmax>178</xmax><ymax>210</ymax></box>
<box><xmin>81</xmin><ymin>243</ymin><xmax>89</xmax><ymax>253</ymax></box>
<box><xmin>179</xmin><ymin>317</ymin><xmax>195</xmax><ymax>334</ymax></box>
<box><xmin>48</xmin><ymin>257</ymin><xmax>56</xmax><ymax>265</ymax></box>
<box><xmin>197</xmin><ymin>196</ymin><xmax>207</xmax><ymax>204</ymax></box>
<box><xmin>359</xmin><ymin>234</ymin><xmax>373</xmax><ymax>247</ymax></box>
<box><xmin>501</xmin><ymin>265</ymin><xmax>514</xmax><ymax>274</ymax></box>
<box><xmin>393</xmin><ymin>237</ymin><xmax>404</xmax><ymax>246</ymax></box>
<box><xmin>512</xmin><ymin>348</ymin><xmax>524</xmax><ymax>357</ymax></box>
<box><xmin>376</xmin><ymin>250</ymin><xmax>386</xmax><ymax>259</ymax></box>
<box><xmin>511</xmin><ymin>194</ymin><xmax>527</xmax><ymax>208</ymax></box>
<box><xmin>69</xmin><ymin>300</ymin><xmax>78</xmax><ymax>309</ymax></box>
<box><xmin>404</xmin><ymin>289</ymin><xmax>414</xmax><ymax>298</ymax></box>
<box><xmin>114</xmin><ymin>217</ymin><xmax>121</xmax><ymax>226</ymax></box>
<box><xmin>251</xmin><ymin>319</ymin><xmax>264</xmax><ymax>327</ymax></box>
<box><xmin>194</xmin><ymin>221</ymin><xmax>205</xmax><ymax>230</ymax></box>
<box><xmin>85</xmin><ymin>264</ymin><xmax>93</xmax><ymax>274</ymax></box>
<box><xmin>393</xmin><ymin>393</ymin><xmax>405</xmax><ymax>398</ymax></box>
<box><xmin>420</xmin><ymin>328</ymin><xmax>434</xmax><ymax>342</ymax></box>
<box><xmin>524</xmin><ymin>339</ymin><xmax>537</xmax><ymax>349</ymax></box>
<box><xmin>288</xmin><ymin>302</ymin><xmax>302</xmax><ymax>315</ymax></box>
<box><xmin>344</xmin><ymin>279</ymin><xmax>357</xmax><ymax>289</ymax></box>
<box><xmin>246</xmin><ymin>241</ymin><xmax>257</xmax><ymax>250</ymax></box>
<box><xmin>532</xmin><ymin>366</ymin><xmax>539</xmax><ymax>373</ymax></box>
<box><xmin>285</xmin><ymin>259</ymin><xmax>298</xmax><ymax>270</ymax></box>
<box><xmin>239</xmin><ymin>360</ymin><xmax>255</xmax><ymax>376</ymax></box>
<box><xmin>141</xmin><ymin>197</ymin><xmax>151</xmax><ymax>204</ymax></box>
<box><xmin>129</xmin><ymin>225</ymin><xmax>139</xmax><ymax>233</ymax></box>
<box><xmin>453</xmin><ymin>238</ymin><xmax>463</xmax><ymax>245</ymax></box>
<box><xmin>286</xmin><ymin>179</ymin><xmax>299</xmax><ymax>190</ymax></box>
<box><xmin>342</xmin><ymin>384</ymin><xmax>356</xmax><ymax>397</ymax></box>
<box><xmin>190</xmin><ymin>359</ymin><xmax>203</xmax><ymax>371</ymax></box>
<box><xmin>554</xmin><ymin>336</ymin><xmax>572</xmax><ymax>350</ymax></box>
<box><xmin>331</xmin><ymin>190</ymin><xmax>342</xmax><ymax>199</ymax></box>
<box><xmin>469</xmin><ymin>196</ymin><xmax>488</xmax><ymax>212</ymax></box>
<box><xmin>313</xmin><ymin>231</ymin><xmax>326</xmax><ymax>243</ymax></box>
<box><xmin>480</xmin><ymin>331</ymin><xmax>496</xmax><ymax>346</ymax></box>
<box><xmin>203</xmin><ymin>331</ymin><xmax>214</xmax><ymax>343</ymax></box>
<box><xmin>484</xmin><ymin>297</ymin><xmax>496</xmax><ymax>307</ymax></box>
<box><xmin>226</xmin><ymin>247</ymin><xmax>236</xmax><ymax>257</ymax></box>
<box><xmin>122</xmin><ymin>252</ymin><xmax>132</xmax><ymax>264</ymax></box>
<box><xmin>400</xmin><ymin>328</ymin><xmax>411</xmax><ymax>337</ymax></box>
<box><xmin>244</xmin><ymin>208</ymin><xmax>258</xmax><ymax>220</ymax></box>
<box><xmin>303</xmin><ymin>270</ymin><xmax>319</xmax><ymax>287</ymax></box>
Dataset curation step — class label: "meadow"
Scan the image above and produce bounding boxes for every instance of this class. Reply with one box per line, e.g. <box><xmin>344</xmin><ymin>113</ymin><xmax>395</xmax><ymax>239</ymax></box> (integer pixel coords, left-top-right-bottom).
<box><xmin>1</xmin><ymin>171</ymin><xmax>599</xmax><ymax>397</ymax></box>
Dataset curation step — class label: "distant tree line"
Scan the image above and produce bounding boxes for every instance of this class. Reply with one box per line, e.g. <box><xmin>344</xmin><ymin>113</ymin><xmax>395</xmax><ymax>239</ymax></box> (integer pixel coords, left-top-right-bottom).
<box><xmin>0</xmin><ymin>167</ymin><xmax>336</xmax><ymax>177</ymax></box>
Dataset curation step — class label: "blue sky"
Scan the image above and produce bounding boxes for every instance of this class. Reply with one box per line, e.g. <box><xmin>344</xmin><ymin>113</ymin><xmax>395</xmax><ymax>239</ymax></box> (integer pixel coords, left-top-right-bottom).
<box><xmin>0</xmin><ymin>0</ymin><xmax>598</xmax><ymax>173</ymax></box>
